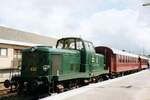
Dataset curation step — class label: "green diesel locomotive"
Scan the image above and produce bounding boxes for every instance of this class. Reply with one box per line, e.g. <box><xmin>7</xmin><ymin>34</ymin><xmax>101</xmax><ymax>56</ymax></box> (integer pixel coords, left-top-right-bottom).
<box><xmin>4</xmin><ymin>37</ymin><xmax>107</xmax><ymax>95</ymax></box>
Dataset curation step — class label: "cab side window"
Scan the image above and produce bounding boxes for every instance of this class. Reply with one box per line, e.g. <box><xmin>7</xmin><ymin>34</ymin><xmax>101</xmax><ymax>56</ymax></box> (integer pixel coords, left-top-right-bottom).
<box><xmin>76</xmin><ymin>41</ymin><xmax>83</xmax><ymax>50</ymax></box>
<box><xmin>84</xmin><ymin>42</ymin><xmax>95</xmax><ymax>52</ymax></box>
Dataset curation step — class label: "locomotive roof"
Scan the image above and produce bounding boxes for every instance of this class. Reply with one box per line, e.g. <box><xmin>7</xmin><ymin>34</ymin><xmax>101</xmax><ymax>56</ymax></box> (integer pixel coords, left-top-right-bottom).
<box><xmin>58</xmin><ymin>37</ymin><xmax>83</xmax><ymax>40</ymax></box>
<box><xmin>58</xmin><ymin>37</ymin><xmax>93</xmax><ymax>44</ymax></box>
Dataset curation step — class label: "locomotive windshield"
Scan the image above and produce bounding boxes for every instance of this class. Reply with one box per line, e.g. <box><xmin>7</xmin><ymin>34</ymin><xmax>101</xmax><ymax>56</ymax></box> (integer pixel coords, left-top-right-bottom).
<box><xmin>56</xmin><ymin>38</ymin><xmax>83</xmax><ymax>50</ymax></box>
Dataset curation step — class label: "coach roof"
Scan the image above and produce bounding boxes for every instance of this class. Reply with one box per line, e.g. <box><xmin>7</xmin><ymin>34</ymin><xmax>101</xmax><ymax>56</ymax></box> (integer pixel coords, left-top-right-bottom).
<box><xmin>96</xmin><ymin>46</ymin><xmax>139</xmax><ymax>58</ymax></box>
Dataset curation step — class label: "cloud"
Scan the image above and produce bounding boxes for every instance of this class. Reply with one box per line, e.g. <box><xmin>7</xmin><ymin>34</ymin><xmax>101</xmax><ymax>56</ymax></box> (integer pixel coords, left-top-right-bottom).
<box><xmin>78</xmin><ymin>7</ymin><xmax>150</xmax><ymax>54</ymax></box>
<box><xmin>0</xmin><ymin>0</ymin><xmax>104</xmax><ymax>35</ymax></box>
<box><xmin>0</xmin><ymin>0</ymin><xmax>150</xmax><ymax>54</ymax></box>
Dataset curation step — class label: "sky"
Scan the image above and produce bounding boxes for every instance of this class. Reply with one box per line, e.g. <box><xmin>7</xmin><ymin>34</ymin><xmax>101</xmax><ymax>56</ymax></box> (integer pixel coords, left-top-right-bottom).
<box><xmin>0</xmin><ymin>0</ymin><xmax>150</xmax><ymax>55</ymax></box>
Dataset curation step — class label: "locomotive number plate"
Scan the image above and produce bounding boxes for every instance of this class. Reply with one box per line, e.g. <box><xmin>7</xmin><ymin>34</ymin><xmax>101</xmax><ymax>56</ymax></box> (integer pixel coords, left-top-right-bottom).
<box><xmin>30</xmin><ymin>67</ymin><xmax>37</xmax><ymax>71</ymax></box>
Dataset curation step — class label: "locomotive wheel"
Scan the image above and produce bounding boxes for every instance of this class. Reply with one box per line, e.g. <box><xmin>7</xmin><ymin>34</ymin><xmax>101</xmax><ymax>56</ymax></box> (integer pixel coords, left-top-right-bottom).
<box><xmin>97</xmin><ymin>76</ymin><xmax>103</xmax><ymax>82</ymax></box>
<box><xmin>83</xmin><ymin>79</ymin><xmax>89</xmax><ymax>85</ymax></box>
<box><xmin>56</xmin><ymin>84</ymin><xmax>64</xmax><ymax>93</ymax></box>
<box><xmin>102</xmin><ymin>75</ymin><xmax>109</xmax><ymax>80</ymax></box>
<box><xmin>91</xmin><ymin>78</ymin><xmax>97</xmax><ymax>83</ymax></box>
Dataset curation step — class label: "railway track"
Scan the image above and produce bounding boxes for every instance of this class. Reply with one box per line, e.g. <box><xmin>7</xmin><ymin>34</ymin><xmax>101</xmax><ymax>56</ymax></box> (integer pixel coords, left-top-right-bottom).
<box><xmin>0</xmin><ymin>83</ymin><xmax>17</xmax><ymax>99</ymax></box>
<box><xmin>0</xmin><ymin>88</ymin><xmax>14</xmax><ymax>96</ymax></box>
<box><xmin>0</xmin><ymin>83</ymin><xmax>9</xmax><ymax>96</ymax></box>
<box><xmin>0</xmin><ymin>83</ymin><xmax>50</xmax><ymax>100</ymax></box>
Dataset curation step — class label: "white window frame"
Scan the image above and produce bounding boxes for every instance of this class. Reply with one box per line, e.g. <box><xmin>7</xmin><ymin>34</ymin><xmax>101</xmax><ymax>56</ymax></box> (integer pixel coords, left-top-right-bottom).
<box><xmin>0</xmin><ymin>48</ymin><xmax>8</xmax><ymax>56</ymax></box>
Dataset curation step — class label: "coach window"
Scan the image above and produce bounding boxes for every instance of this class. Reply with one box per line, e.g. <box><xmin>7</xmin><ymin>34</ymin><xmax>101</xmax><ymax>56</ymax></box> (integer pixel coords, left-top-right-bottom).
<box><xmin>129</xmin><ymin>57</ymin><xmax>131</xmax><ymax>63</ymax></box>
<box><xmin>118</xmin><ymin>55</ymin><xmax>120</xmax><ymax>62</ymax></box>
<box><xmin>121</xmin><ymin>55</ymin><xmax>123</xmax><ymax>63</ymax></box>
<box><xmin>123</xmin><ymin>56</ymin><xmax>125</xmax><ymax>63</ymax></box>
<box><xmin>127</xmin><ymin>56</ymin><xmax>129</xmax><ymax>62</ymax></box>
<box><xmin>119</xmin><ymin>55</ymin><xmax>121</xmax><ymax>62</ymax></box>
<box><xmin>0</xmin><ymin>48</ymin><xmax>8</xmax><ymax>56</ymax></box>
<box><xmin>124</xmin><ymin>56</ymin><xmax>125</xmax><ymax>63</ymax></box>
<box><xmin>135</xmin><ymin>58</ymin><xmax>136</xmax><ymax>63</ymax></box>
<box><xmin>122</xmin><ymin>56</ymin><xmax>124</xmax><ymax>63</ymax></box>
<box><xmin>135</xmin><ymin>58</ymin><xmax>137</xmax><ymax>63</ymax></box>
<box><xmin>120</xmin><ymin>56</ymin><xmax>122</xmax><ymax>63</ymax></box>
<box><xmin>132</xmin><ymin>58</ymin><xmax>134</xmax><ymax>63</ymax></box>
<box><xmin>118</xmin><ymin>55</ymin><xmax>119</xmax><ymax>62</ymax></box>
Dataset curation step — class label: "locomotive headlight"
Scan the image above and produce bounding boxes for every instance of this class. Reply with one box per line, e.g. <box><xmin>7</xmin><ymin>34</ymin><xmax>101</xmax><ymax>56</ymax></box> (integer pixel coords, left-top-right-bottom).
<box><xmin>42</xmin><ymin>65</ymin><xmax>50</xmax><ymax>71</ymax></box>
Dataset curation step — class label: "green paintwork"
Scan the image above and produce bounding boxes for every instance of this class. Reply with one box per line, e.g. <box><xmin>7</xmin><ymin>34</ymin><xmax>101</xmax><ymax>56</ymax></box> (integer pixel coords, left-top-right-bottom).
<box><xmin>21</xmin><ymin>37</ymin><xmax>108</xmax><ymax>83</ymax></box>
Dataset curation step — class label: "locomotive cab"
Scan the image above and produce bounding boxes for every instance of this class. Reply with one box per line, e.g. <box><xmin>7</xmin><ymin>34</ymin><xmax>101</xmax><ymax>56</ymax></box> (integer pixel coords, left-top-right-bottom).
<box><xmin>56</xmin><ymin>37</ymin><xmax>105</xmax><ymax>74</ymax></box>
<box><xmin>57</xmin><ymin>38</ymin><xmax>96</xmax><ymax>72</ymax></box>
<box><xmin>56</xmin><ymin>38</ymin><xmax>86</xmax><ymax>72</ymax></box>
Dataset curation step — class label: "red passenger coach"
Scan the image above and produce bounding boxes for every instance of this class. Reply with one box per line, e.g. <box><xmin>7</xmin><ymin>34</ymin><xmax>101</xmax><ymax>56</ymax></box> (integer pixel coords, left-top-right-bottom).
<box><xmin>95</xmin><ymin>46</ymin><xmax>148</xmax><ymax>74</ymax></box>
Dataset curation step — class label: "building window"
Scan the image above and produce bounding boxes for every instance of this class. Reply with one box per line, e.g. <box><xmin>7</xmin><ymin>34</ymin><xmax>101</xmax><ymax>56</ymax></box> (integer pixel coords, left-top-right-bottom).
<box><xmin>13</xmin><ymin>49</ymin><xmax>22</xmax><ymax>68</ymax></box>
<box><xmin>0</xmin><ymin>48</ymin><xmax>8</xmax><ymax>56</ymax></box>
<box><xmin>14</xmin><ymin>49</ymin><xmax>22</xmax><ymax>59</ymax></box>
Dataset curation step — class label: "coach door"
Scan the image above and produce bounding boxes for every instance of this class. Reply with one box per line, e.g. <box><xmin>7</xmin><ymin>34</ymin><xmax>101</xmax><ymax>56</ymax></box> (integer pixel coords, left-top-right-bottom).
<box><xmin>110</xmin><ymin>55</ymin><xmax>116</xmax><ymax>72</ymax></box>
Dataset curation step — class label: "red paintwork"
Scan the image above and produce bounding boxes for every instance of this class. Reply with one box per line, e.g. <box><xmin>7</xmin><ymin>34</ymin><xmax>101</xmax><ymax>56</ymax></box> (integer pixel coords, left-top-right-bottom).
<box><xmin>95</xmin><ymin>46</ymin><xmax>148</xmax><ymax>73</ymax></box>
